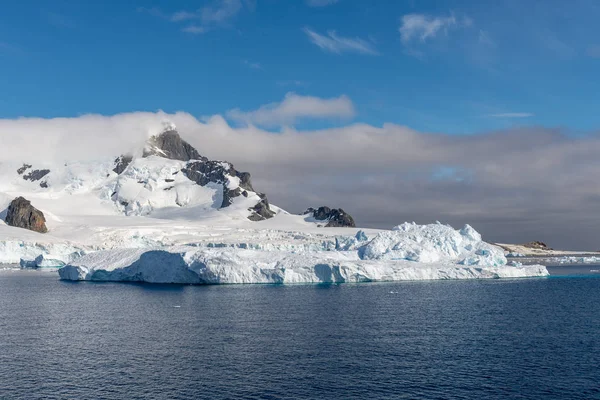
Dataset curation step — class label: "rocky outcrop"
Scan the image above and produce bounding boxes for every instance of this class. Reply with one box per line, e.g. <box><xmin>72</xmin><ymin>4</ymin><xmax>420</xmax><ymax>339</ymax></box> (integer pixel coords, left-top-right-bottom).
<box><xmin>304</xmin><ymin>206</ymin><xmax>355</xmax><ymax>228</ymax></box>
<box><xmin>17</xmin><ymin>164</ymin><xmax>32</xmax><ymax>175</ymax></box>
<box><xmin>17</xmin><ymin>164</ymin><xmax>50</xmax><ymax>188</ymax></box>
<box><xmin>182</xmin><ymin>159</ymin><xmax>275</xmax><ymax>219</ymax></box>
<box><xmin>248</xmin><ymin>194</ymin><xmax>276</xmax><ymax>221</ymax></box>
<box><xmin>113</xmin><ymin>155</ymin><xmax>133</xmax><ymax>174</ymax></box>
<box><xmin>4</xmin><ymin>197</ymin><xmax>48</xmax><ymax>233</ymax></box>
<box><xmin>143</xmin><ymin>127</ymin><xmax>203</xmax><ymax>161</ymax></box>
<box><xmin>522</xmin><ymin>241</ymin><xmax>552</xmax><ymax>250</ymax></box>
<box><xmin>23</xmin><ymin>169</ymin><xmax>50</xmax><ymax>182</ymax></box>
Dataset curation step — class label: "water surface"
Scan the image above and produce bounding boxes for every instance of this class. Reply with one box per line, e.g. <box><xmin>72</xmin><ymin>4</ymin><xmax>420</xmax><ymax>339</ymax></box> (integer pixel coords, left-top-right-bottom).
<box><xmin>1</xmin><ymin>269</ymin><xmax>599</xmax><ymax>399</ymax></box>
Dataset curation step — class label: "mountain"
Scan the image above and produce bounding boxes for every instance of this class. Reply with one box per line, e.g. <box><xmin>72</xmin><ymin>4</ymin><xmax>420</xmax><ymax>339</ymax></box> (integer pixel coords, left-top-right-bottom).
<box><xmin>0</xmin><ymin>120</ymin><xmax>547</xmax><ymax>284</ymax></box>
<box><xmin>3</xmin><ymin>122</ymin><xmax>275</xmax><ymax>222</ymax></box>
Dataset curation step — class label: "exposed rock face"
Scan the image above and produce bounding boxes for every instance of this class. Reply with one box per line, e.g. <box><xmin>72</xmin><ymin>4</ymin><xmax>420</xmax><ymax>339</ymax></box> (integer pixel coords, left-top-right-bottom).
<box><xmin>142</xmin><ymin>126</ymin><xmax>275</xmax><ymax>221</ymax></box>
<box><xmin>23</xmin><ymin>169</ymin><xmax>50</xmax><ymax>182</ymax></box>
<box><xmin>522</xmin><ymin>241</ymin><xmax>552</xmax><ymax>250</ymax></box>
<box><xmin>182</xmin><ymin>160</ymin><xmax>230</xmax><ymax>187</ymax></box>
<box><xmin>248</xmin><ymin>194</ymin><xmax>276</xmax><ymax>221</ymax></box>
<box><xmin>4</xmin><ymin>197</ymin><xmax>48</xmax><ymax>233</ymax></box>
<box><xmin>143</xmin><ymin>128</ymin><xmax>202</xmax><ymax>161</ymax></box>
<box><xmin>305</xmin><ymin>206</ymin><xmax>356</xmax><ymax>228</ymax></box>
<box><xmin>182</xmin><ymin>159</ymin><xmax>275</xmax><ymax>219</ymax></box>
<box><xmin>113</xmin><ymin>155</ymin><xmax>133</xmax><ymax>174</ymax></box>
<box><xmin>17</xmin><ymin>164</ymin><xmax>32</xmax><ymax>175</ymax></box>
<box><xmin>17</xmin><ymin>164</ymin><xmax>50</xmax><ymax>188</ymax></box>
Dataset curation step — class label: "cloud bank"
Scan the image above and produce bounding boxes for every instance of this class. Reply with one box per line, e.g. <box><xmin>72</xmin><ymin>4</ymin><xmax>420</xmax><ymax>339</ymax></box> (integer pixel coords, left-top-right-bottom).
<box><xmin>1</xmin><ymin>111</ymin><xmax>599</xmax><ymax>249</ymax></box>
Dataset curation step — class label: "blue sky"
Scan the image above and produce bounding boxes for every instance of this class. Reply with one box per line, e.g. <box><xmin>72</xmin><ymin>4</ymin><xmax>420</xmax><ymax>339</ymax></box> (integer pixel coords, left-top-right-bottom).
<box><xmin>1</xmin><ymin>0</ymin><xmax>600</xmax><ymax>134</ymax></box>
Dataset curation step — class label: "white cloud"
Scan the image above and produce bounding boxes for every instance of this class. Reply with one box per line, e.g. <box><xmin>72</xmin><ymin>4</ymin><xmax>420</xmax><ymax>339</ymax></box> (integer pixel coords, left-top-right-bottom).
<box><xmin>170</xmin><ymin>11</ymin><xmax>197</xmax><ymax>22</ymax></box>
<box><xmin>2</xmin><ymin>111</ymin><xmax>600</xmax><ymax>248</ymax></box>
<box><xmin>399</xmin><ymin>13</ymin><xmax>472</xmax><ymax>45</ymax></box>
<box><xmin>140</xmin><ymin>0</ymin><xmax>245</xmax><ymax>34</ymax></box>
<box><xmin>303</xmin><ymin>28</ymin><xmax>379</xmax><ymax>55</ymax></box>
<box><xmin>306</xmin><ymin>0</ymin><xmax>339</xmax><ymax>7</ymax></box>
<box><xmin>227</xmin><ymin>93</ymin><xmax>355</xmax><ymax>127</ymax></box>
<box><xmin>486</xmin><ymin>113</ymin><xmax>534</xmax><ymax>118</ymax></box>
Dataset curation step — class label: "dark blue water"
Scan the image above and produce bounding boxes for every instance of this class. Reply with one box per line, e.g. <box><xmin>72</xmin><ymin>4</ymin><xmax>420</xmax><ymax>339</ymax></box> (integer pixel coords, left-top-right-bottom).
<box><xmin>1</xmin><ymin>268</ymin><xmax>599</xmax><ymax>400</ymax></box>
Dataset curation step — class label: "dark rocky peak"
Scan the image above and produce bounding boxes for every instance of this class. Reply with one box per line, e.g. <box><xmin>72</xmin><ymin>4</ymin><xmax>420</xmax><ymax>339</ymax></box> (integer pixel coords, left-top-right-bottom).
<box><xmin>4</xmin><ymin>197</ymin><xmax>48</xmax><ymax>233</ymax></box>
<box><xmin>143</xmin><ymin>123</ymin><xmax>204</xmax><ymax>162</ymax></box>
<box><xmin>128</xmin><ymin>120</ymin><xmax>275</xmax><ymax>222</ymax></box>
<box><xmin>113</xmin><ymin>155</ymin><xmax>133</xmax><ymax>175</ymax></box>
<box><xmin>304</xmin><ymin>206</ymin><xmax>356</xmax><ymax>228</ymax></box>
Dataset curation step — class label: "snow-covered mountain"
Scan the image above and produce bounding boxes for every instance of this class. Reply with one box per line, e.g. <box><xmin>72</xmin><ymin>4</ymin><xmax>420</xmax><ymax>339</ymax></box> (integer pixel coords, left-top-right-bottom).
<box><xmin>2</xmin><ymin>121</ymin><xmax>275</xmax><ymax>222</ymax></box>
<box><xmin>0</xmin><ymin>121</ymin><xmax>548</xmax><ymax>283</ymax></box>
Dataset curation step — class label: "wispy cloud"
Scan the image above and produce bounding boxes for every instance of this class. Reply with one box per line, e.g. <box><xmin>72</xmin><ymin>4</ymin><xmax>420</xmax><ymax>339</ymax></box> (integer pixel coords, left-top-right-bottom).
<box><xmin>201</xmin><ymin>0</ymin><xmax>243</xmax><ymax>24</ymax></box>
<box><xmin>486</xmin><ymin>113</ymin><xmax>534</xmax><ymax>118</ymax></box>
<box><xmin>399</xmin><ymin>13</ymin><xmax>472</xmax><ymax>45</ymax></box>
<box><xmin>170</xmin><ymin>11</ymin><xmax>197</xmax><ymax>22</ymax></box>
<box><xmin>243</xmin><ymin>60</ymin><xmax>262</xmax><ymax>70</ymax></box>
<box><xmin>182</xmin><ymin>25</ymin><xmax>207</xmax><ymax>34</ymax></box>
<box><xmin>227</xmin><ymin>92</ymin><xmax>355</xmax><ymax>127</ymax></box>
<box><xmin>303</xmin><ymin>28</ymin><xmax>378</xmax><ymax>55</ymax></box>
<box><xmin>306</xmin><ymin>0</ymin><xmax>340</xmax><ymax>7</ymax></box>
<box><xmin>478</xmin><ymin>30</ymin><xmax>495</xmax><ymax>47</ymax></box>
<box><xmin>138</xmin><ymin>0</ymin><xmax>245</xmax><ymax>34</ymax></box>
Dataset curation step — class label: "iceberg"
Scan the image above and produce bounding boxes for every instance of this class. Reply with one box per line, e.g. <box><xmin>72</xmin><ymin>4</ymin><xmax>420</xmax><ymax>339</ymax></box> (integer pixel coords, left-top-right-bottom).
<box><xmin>358</xmin><ymin>222</ymin><xmax>506</xmax><ymax>265</ymax></box>
<box><xmin>58</xmin><ymin>223</ymin><xmax>549</xmax><ymax>284</ymax></box>
<box><xmin>0</xmin><ymin>240</ymin><xmax>86</xmax><ymax>266</ymax></box>
<box><xmin>58</xmin><ymin>247</ymin><xmax>548</xmax><ymax>284</ymax></box>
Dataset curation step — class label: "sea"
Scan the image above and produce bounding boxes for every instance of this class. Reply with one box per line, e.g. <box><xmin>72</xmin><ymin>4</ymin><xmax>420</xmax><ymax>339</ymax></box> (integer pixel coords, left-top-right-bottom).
<box><xmin>0</xmin><ymin>266</ymin><xmax>599</xmax><ymax>400</ymax></box>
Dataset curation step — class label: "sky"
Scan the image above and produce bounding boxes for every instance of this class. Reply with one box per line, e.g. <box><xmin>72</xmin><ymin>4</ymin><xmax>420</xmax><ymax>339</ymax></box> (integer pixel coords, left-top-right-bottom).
<box><xmin>1</xmin><ymin>0</ymin><xmax>600</xmax><ymax>249</ymax></box>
